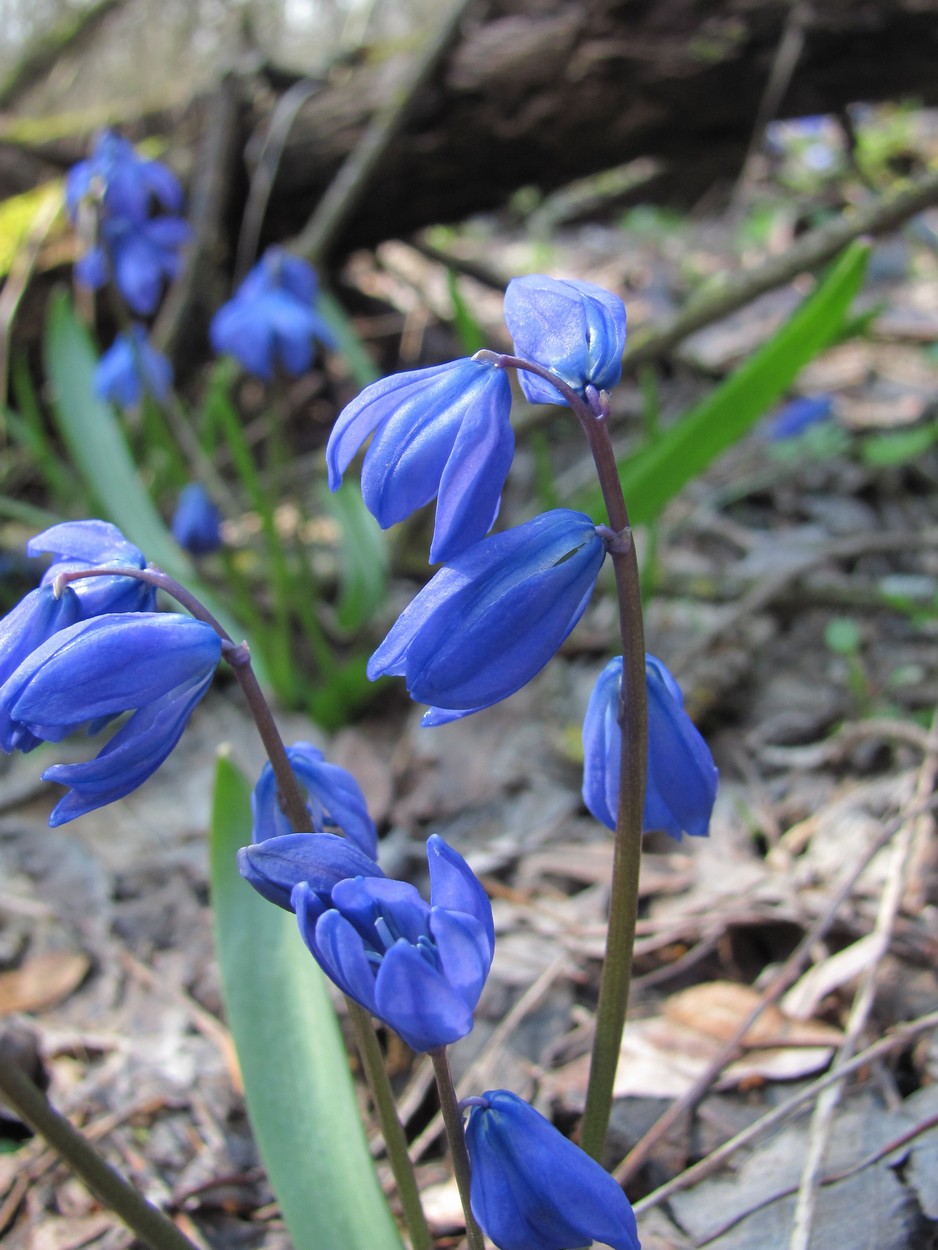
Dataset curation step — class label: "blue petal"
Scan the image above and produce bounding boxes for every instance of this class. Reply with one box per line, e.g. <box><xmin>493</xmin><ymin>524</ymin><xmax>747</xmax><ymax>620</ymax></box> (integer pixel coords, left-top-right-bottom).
<box><xmin>368</xmin><ymin>510</ymin><xmax>604</xmax><ymax>719</ymax></box>
<box><xmin>645</xmin><ymin>654</ymin><xmax>718</xmax><ymax>840</ymax></box>
<box><xmin>374</xmin><ymin>940</ymin><xmax>475</xmax><ymax>1051</ymax></box>
<box><xmin>581</xmin><ymin>656</ymin><xmax>622</xmax><ymax>831</ymax></box>
<box><xmin>42</xmin><ymin>671</ymin><xmax>213</xmax><ymax>825</ymax></box>
<box><xmin>428</xmin><ymin>907</ymin><xmax>490</xmax><ymax>1008</ymax></box>
<box><xmin>29</xmin><ymin>520</ymin><xmax>145</xmax><ymax>569</ymax></box>
<box><xmin>302</xmin><ymin>904</ymin><xmax>379</xmax><ymax>1012</ymax></box>
<box><xmin>427</xmin><ymin>834</ymin><xmax>494</xmax><ymax>955</ymax></box>
<box><xmin>330</xmin><ymin>876</ymin><xmax>430</xmax><ymax>948</ymax></box>
<box><xmin>239</xmin><ymin>832</ymin><xmax>384</xmax><ymax>911</ymax></box>
<box><xmin>466</xmin><ymin>1090</ymin><xmax>640</xmax><ymax>1250</ymax></box>
<box><xmin>9</xmin><ymin>614</ymin><xmax>220</xmax><ymax>734</ymax></box>
<box><xmin>0</xmin><ymin>587</ymin><xmax>83</xmax><ymax>752</ymax></box>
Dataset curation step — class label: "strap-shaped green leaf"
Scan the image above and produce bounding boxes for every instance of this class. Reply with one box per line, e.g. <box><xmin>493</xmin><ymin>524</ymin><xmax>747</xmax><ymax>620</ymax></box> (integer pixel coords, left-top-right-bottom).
<box><xmin>209</xmin><ymin>752</ymin><xmax>403</xmax><ymax>1250</ymax></box>
<box><xmin>580</xmin><ymin>240</ymin><xmax>871</xmax><ymax>524</ymax></box>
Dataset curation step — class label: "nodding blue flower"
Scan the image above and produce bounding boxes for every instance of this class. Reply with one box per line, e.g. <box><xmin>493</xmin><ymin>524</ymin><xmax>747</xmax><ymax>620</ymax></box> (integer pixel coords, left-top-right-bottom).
<box><xmin>465</xmin><ymin>1089</ymin><xmax>640</xmax><ymax>1250</ymax></box>
<box><xmin>292</xmin><ymin>834</ymin><xmax>494</xmax><ymax>1052</ymax></box>
<box><xmin>369</xmin><ymin>509</ymin><xmax>605</xmax><ymax>726</ymax></box>
<box><xmin>764</xmin><ymin>394</ymin><xmax>833</xmax><ymax>441</ymax></box>
<box><xmin>238</xmin><ymin>831</ymin><xmax>385</xmax><ymax>912</ymax></box>
<box><xmin>251</xmin><ymin>741</ymin><xmax>378</xmax><ymax>861</ymax></box>
<box><xmin>0</xmin><ymin>613</ymin><xmax>221</xmax><ymax>824</ymax></box>
<box><xmin>582</xmin><ymin>654</ymin><xmax>718</xmax><ymax>840</ymax></box>
<box><xmin>210</xmin><ymin>247</ymin><xmax>334</xmax><ymax>381</ymax></box>
<box><xmin>503</xmin><ymin>275</ymin><xmax>626</xmax><ymax>407</ymax></box>
<box><xmin>30</xmin><ymin>519</ymin><xmax>155</xmax><ymax>617</ymax></box>
<box><xmin>65</xmin><ymin>131</ymin><xmax>184</xmax><ymax>225</ymax></box>
<box><xmin>171</xmin><ymin>483</ymin><xmax>223</xmax><ymax>556</ymax></box>
<box><xmin>327</xmin><ymin>358</ymin><xmax>514</xmax><ymax>563</ymax></box>
<box><xmin>87</xmin><ymin>214</ymin><xmax>191</xmax><ymax>316</ymax></box>
<box><xmin>95</xmin><ymin>326</ymin><xmax>173</xmax><ymax>409</ymax></box>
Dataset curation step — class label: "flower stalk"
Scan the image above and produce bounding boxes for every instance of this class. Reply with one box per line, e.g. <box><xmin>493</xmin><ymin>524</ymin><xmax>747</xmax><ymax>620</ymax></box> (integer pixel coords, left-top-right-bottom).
<box><xmin>430</xmin><ymin>1048</ymin><xmax>486</xmax><ymax>1250</ymax></box>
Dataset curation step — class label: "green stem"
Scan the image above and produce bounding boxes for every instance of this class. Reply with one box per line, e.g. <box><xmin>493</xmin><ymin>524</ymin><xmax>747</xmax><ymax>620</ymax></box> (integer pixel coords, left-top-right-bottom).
<box><xmin>478</xmin><ymin>353</ymin><xmax>648</xmax><ymax>1160</ymax></box>
<box><xmin>347</xmin><ymin>1003</ymin><xmax>432</xmax><ymax>1250</ymax></box>
<box><xmin>0</xmin><ymin>1048</ymin><xmax>197</xmax><ymax>1250</ymax></box>
<box><xmin>430</xmin><ymin>1048</ymin><xmax>486</xmax><ymax>1250</ymax></box>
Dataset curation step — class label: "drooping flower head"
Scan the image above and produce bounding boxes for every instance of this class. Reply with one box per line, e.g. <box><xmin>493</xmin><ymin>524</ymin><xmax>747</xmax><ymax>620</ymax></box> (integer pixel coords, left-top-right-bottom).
<box><xmin>251</xmin><ymin>741</ymin><xmax>378</xmax><ymax>860</ymax></box>
<box><xmin>292</xmin><ymin>834</ymin><xmax>494</xmax><ymax>1052</ymax></box>
<box><xmin>327</xmin><ymin>358</ymin><xmax>514</xmax><ymax>563</ymax></box>
<box><xmin>503</xmin><ymin>275</ymin><xmax>626</xmax><ymax>406</ymax></box>
<box><xmin>0</xmin><ymin>613</ymin><xmax>221</xmax><ymax>824</ymax></box>
<box><xmin>582</xmin><ymin>653</ymin><xmax>718</xmax><ymax>839</ymax></box>
<box><xmin>95</xmin><ymin>326</ymin><xmax>173</xmax><ymax>408</ymax></box>
<box><xmin>465</xmin><ymin>1089</ymin><xmax>640</xmax><ymax>1250</ymax></box>
<box><xmin>210</xmin><ymin>247</ymin><xmax>334</xmax><ymax>380</ymax></box>
<box><xmin>368</xmin><ymin>509</ymin><xmax>606</xmax><ymax>725</ymax></box>
<box><xmin>171</xmin><ymin>483</ymin><xmax>223</xmax><ymax>556</ymax></box>
<box><xmin>65</xmin><ymin>130</ymin><xmax>184</xmax><ymax>225</ymax></box>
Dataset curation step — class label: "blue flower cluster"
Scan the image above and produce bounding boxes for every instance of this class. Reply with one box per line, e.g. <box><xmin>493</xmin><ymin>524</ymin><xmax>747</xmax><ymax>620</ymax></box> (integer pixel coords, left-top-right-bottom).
<box><xmin>66</xmin><ymin>131</ymin><xmax>191</xmax><ymax>316</ymax></box>
<box><xmin>0</xmin><ymin>521</ymin><xmax>218</xmax><ymax>824</ymax></box>
<box><xmin>210</xmin><ymin>247</ymin><xmax>335</xmax><ymax>381</ymax></box>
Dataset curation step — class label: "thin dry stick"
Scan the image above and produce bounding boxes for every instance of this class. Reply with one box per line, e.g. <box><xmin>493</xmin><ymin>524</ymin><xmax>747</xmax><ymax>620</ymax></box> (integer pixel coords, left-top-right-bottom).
<box><xmin>633</xmin><ymin>1007</ymin><xmax>938</xmax><ymax>1217</ymax></box>
<box><xmin>787</xmin><ymin>716</ymin><xmax>938</xmax><ymax>1250</ymax></box>
<box><xmin>293</xmin><ymin>0</ymin><xmax>474</xmax><ymax>265</ymax></box>
<box><xmin>614</xmin><ymin>790</ymin><xmax>938</xmax><ymax>1184</ymax></box>
<box><xmin>622</xmin><ymin>166</ymin><xmax>938</xmax><ymax>369</ymax></box>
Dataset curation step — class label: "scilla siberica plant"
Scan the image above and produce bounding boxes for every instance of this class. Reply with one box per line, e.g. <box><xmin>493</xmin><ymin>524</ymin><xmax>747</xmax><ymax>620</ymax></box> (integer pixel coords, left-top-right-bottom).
<box><xmin>1</xmin><ymin>262</ymin><xmax>722</xmax><ymax>1250</ymax></box>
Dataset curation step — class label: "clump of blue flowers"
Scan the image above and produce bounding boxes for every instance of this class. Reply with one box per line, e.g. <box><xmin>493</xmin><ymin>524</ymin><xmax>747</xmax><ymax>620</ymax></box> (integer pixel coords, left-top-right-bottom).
<box><xmin>66</xmin><ymin>130</ymin><xmax>191</xmax><ymax>315</ymax></box>
<box><xmin>210</xmin><ymin>247</ymin><xmax>335</xmax><ymax>380</ymax></box>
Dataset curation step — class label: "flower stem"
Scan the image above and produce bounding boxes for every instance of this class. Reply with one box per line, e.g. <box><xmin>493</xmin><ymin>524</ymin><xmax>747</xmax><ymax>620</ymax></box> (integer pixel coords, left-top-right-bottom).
<box><xmin>430</xmin><ymin>1048</ymin><xmax>486</xmax><ymax>1250</ymax></box>
<box><xmin>0</xmin><ymin>1047</ymin><xmax>198</xmax><ymax>1250</ymax></box>
<box><xmin>347</xmin><ymin>1003</ymin><xmax>432</xmax><ymax>1250</ymax></box>
<box><xmin>483</xmin><ymin>356</ymin><xmax>648</xmax><ymax>1160</ymax></box>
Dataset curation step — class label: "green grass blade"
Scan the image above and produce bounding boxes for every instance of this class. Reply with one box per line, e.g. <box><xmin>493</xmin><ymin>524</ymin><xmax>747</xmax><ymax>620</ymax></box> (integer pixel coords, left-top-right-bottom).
<box><xmin>209</xmin><ymin>753</ymin><xmax>403</xmax><ymax>1250</ymax></box>
<box><xmin>42</xmin><ymin>290</ymin><xmax>253</xmax><ymax>665</ymax></box>
<box><xmin>580</xmin><ymin>240</ymin><xmax>871</xmax><ymax>524</ymax></box>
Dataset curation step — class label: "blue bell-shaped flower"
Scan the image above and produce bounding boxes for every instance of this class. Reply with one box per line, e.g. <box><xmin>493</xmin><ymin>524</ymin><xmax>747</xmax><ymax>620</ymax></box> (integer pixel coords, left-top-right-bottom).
<box><xmin>95</xmin><ymin>326</ymin><xmax>173</xmax><ymax>408</ymax></box>
<box><xmin>368</xmin><ymin>509</ymin><xmax>606</xmax><ymax>725</ymax></box>
<box><xmin>171</xmin><ymin>483</ymin><xmax>223</xmax><ymax>556</ymax></box>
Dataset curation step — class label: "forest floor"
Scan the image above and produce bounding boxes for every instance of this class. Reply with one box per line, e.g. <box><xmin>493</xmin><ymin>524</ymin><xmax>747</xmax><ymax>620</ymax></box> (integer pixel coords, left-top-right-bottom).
<box><xmin>2</xmin><ymin>114</ymin><xmax>938</xmax><ymax>1250</ymax></box>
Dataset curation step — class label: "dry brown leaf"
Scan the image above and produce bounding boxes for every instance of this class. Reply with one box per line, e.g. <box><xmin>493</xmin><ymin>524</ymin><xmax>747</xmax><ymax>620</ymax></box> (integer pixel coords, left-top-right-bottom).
<box><xmin>0</xmin><ymin>951</ymin><xmax>90</xmax><ymax>1015</ymax></box>
<box><xmin>664</xmin><ymin>981</ymin><xmax>842</xmax><ymax>1049</ymax></box>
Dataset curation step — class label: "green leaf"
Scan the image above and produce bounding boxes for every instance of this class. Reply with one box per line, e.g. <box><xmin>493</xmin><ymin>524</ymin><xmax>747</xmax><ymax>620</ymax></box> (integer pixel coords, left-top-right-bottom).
<box><xmin>861</xmin><ymin>421</ymin><xmax>938</xmax><ymax>467</ymax></box>
<box><xmin>446</xmin><ymin>270</ymin><xmax>487</xmax><ymax>356</ymax></box>
<box><xmin>318</xmin><ymin>288</ymin><xmax>380</xmax><ymax>388</ymax></box>
<box><xmin>580</xmin><ymin>241</ymin><xmax>871</xmax><ymax>524</ymax></box>
<box><xmin>42</xmin><ymin>290</ymin><xmax>254</xmax><ymax>668</ymax></box>
<box><xmin>209</xmin><ymin>753</ymin><xmax>403</xmax><ymax>1250</ymax></box>
<box><xmin>321</xmin><ymin>480</ymin><xmax>388</xmax><ymax>634</ymax></box>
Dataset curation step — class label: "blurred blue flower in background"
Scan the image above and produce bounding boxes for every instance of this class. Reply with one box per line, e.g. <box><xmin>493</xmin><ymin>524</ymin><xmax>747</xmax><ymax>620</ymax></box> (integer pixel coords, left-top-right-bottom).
<box><xmin>503</xmin><ymin>275</ymin><xmax>626</xmax><ymax>406</ymax></box>
<box><xmin>94</xmin><ymin>326</ymin><xmax>173</xmax><ymax>408</ymax></box>
<box><xmin>172</xmin><ymin>483</ymin><xmax>223</xmax><ymax>556</ymax></box>
<box><xmin>67</xmin><ymin>130</ymin><xmax>191</xmax><ymax>314</ymax></box>
<box><xmin>764</xmin><ymin>394</ymin><xmax>833</xmax><ymax>441</ymax></box>
<box><xmin>251</xmin><ymin>741</ymin><xmax>378</xmax><ymax>860</ymax></box>
<box><xmin>582</xmin><ymin>653</ymin><xmax>718</xmax><ymax>839</ymax></box>
<box><xmin>368</xmin><ymin>509</ymin><xmax>606</xmax><ymax>726</ymax></box>
<box><xmin>327</xmin><ymin>358</ymin><xmax>514</xmax><ymax>563</ymax></box>
<box><xmin>292</xmin><ymin>834</ymin><xmax>494</xmax><ymax>1052</ymax></box>
<box><xmin>465</xmin><ymin>1089</ymin><xmax>640</xmax><ymax>1250</ymax></box>
<box><xmin>210</xmin><ymin>247</ymin><xmax>334</xmax><ymax>380</ymax></box>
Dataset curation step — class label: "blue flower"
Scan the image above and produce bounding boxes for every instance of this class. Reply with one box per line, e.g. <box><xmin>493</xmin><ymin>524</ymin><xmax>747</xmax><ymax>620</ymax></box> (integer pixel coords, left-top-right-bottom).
<box><xmin>66</xmin><ymin>131</ymin><xmax>184</xmax><ymax>225</ymax></box>
<box><xmin>67</xmin><ymin>132</ymin><xmax>191</xmax><ymax>315</ymax></box>
<box><xmin>171</xmin><ymin>483</ymin><xmax>223</xmax><ymax>556</ymax></box>
<box><xmin>210</xmin><ymin>247</ymin><xmax>334</xmax><ymax>380</ymax></box>
<box><xmin>327</xmin><ymin>358</ymin><xmax>514</xmax><ymax>563</ymax></box>
<box><xmin>251</xmin><ymin>741</ymin><xmax>378</xmax><ymax>860</ymax></box>
<box><xmin>465</xmin><ymin>1089</ymin><xmax>640</xmax><ymax>1250</ymax></box>
<box><xmin>503</xmin><ymin>275</ymin><xmax>626</xmax><ymax>407</ymax></box>
<box><xmin>292</xmin><ymin>834</ymin><xmax>494</xmax><ymax>1052</ymax></box>
<box><xmin>0</xmin><ymin>613</ymin><xmax>220</xmax><ymax>824</ymax></box>
<box><xmin>582</xmin><ymin>654</ymin><xmax>718</xmax><ymax>839</ymax></box>
<box><xmin>764</xmin><ymin>394</ymin><xmax>833</xmax><ymax>441</ymax></box>
<box><xmin>95</xmin><ymin>326</ymin><xmax>173</xmax><ymax>408</ymax></box>
<box><xmin>369</xmin><ymin>509</ymin><xmax>605</xmax><ymax>726</ymax></box>
<box><xmin>30</xmin><ymin>519</ymin><xmax>155</xmax><ymax>617</ymax></box>
<box><xmin>238</xmin><ymin>831</ymin><xmax>385</xmax><ymax>912</ymax></box>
